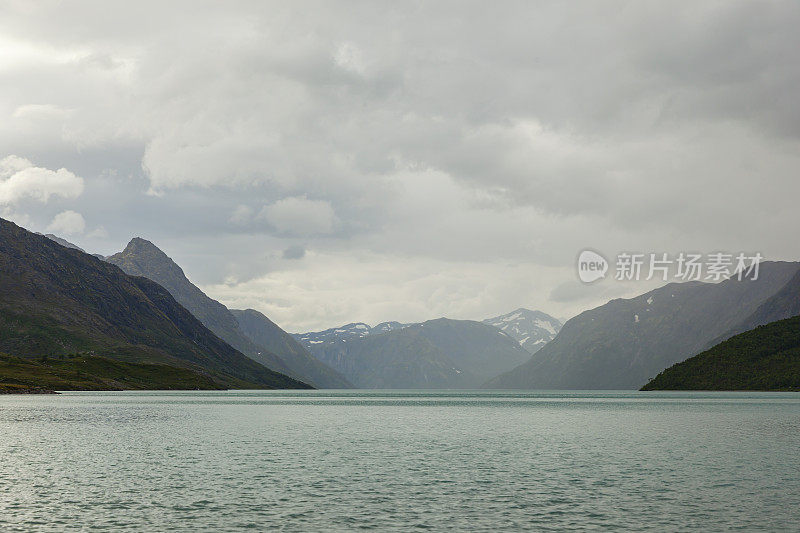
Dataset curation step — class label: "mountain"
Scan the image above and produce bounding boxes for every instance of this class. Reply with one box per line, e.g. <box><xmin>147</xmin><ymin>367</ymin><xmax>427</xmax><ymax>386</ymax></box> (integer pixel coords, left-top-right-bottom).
<box><xmin>718</xmin><ymin>268</ymin><xmax>800</xmax><ymax>340</ymax></box>
<box><xmin>641</xmin><ymin>314</ymin><xmax>800</xmax><ymax>391</ymax></box>
<box><xmin>0</xmin><ymin>218</ymin><xmax>308</xmax><ymax>389</ymax></box>
<box><xmin>302</xmin><ymin>318</ymin><xmax>532</xmax><ymax>388</ymax></box>
<box><xmin>485</xmin><ymin>261</ymin><xmax>800</xmax><ymax>390</ymax></box>
<box><xmin>231</xmin><ymin>309</ymin><xmax>352</xmax><ymax>388</ymax></box>
<box><xmin>293</xmin><ymin>321</ymin><xmax>410</xmax><ymax>346</ymax></box>
<box><xmin>106</xmin><ymin>238</ymin><xmax>349</xmax><ymax>388</ymax></box>
<box><xmin>295</xmin><ymin>309</ymin><xmax>560</xmax><ymax>356</ymax></box>
<box><xmin>41</xmin><ymin>233</ymin><xmax>106</xmax><ymax>261</ymax></box>
<box><xmin>482</xmin><ymin>308</ymin><xmax>562</xmax><ymax>354</ymax></box>
<box><xmin>106</xmin><ymin>238</ymin><xmax>289</xmax><ymax>371</ymax></box>
<box><xmin>41</xmin><ymin>233</ymin><xmax>84</xmax><ymax>252</ymax></box>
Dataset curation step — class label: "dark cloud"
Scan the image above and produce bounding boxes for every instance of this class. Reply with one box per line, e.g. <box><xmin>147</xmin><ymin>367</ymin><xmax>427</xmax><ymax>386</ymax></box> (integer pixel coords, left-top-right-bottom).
<box><xmin>282</xmin><ymin>245</ymin><xmax>306</xmax><ymax>260</ymax></box>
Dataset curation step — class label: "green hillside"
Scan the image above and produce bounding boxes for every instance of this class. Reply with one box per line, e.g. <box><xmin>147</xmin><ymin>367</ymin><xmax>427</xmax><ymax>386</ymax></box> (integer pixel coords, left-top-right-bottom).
<box><xmin>0</xmin><ymin>353</ymin><xmax>226</xmax><ymax>393</ymax></box>
<box><xmin>641</xmin><ymin>315</ymin><xmax>800</xmax><ymax>391</ymax></box>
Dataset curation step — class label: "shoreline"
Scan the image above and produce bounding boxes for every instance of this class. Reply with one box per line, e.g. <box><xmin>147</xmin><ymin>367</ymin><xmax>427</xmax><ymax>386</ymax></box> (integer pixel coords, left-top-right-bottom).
<box><xmin>0</xmin><ymin>387</ymin><xmax>59</xmax><ymax>395</ymax></box>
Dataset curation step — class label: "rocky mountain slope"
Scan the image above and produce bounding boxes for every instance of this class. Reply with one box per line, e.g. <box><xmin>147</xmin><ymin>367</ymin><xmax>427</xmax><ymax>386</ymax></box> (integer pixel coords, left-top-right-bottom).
<box><xmin>106</xmin><ymin>238</ymin><xmax>349</xmax><ymax>388</ymax></box>
<box><xmin>0</xmin><ymin>218</ymin><xmax>308</xmax><ymax>389</ymax></box>
<box><xmin>231</xmin><ymin>308</ymin><xmax>352</xmax><ymax>388</ymax></box>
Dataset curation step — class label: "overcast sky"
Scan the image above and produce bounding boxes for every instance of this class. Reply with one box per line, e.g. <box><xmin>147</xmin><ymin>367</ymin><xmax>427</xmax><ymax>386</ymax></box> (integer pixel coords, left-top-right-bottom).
<box><xmin>2</xmin><ymin>1</ymin><xmax>799</xmax><ymax>331</ymax></box>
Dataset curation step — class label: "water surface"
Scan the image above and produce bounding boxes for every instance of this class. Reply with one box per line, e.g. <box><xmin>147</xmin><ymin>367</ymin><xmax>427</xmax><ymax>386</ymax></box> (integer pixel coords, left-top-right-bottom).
<box><xmin>1</xmin><ymin>390</ymin><xmax>798</xmax><ymax>531</ymax></box>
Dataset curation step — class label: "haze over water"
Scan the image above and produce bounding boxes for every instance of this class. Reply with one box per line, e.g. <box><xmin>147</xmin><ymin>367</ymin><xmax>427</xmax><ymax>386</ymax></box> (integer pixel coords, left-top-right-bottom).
<box><xmin>1</xmin><ymin>390</ymin><xmax>798</xmax><ymax>531</ymax></box>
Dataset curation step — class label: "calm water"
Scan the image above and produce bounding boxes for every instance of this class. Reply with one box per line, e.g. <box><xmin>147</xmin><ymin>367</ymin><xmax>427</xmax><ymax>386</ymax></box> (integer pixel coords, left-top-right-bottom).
<box><xmin>1</xmin><ymin>390</ymin><xmax>798</xmax><ymax>531</ymax></box>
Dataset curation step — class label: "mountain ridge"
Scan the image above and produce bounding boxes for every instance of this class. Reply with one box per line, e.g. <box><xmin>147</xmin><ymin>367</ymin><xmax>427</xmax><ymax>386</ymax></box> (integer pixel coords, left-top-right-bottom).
<box><xmin>485</xmin><ymin>261</ymin><xmax>800</xmax><ymax>390</ymax></box>
<box><xmin>301</xmin><ymin>317</ymin><xmax>532</xmax><ymax>388</ymax></box>
<box><xmin>0</xmin><ymin>217</ymin><xmax>309</xmax><ymax>389</ymax></box>
<box><xmin>106</xmin><ymin>238</ymin><xmax>350</xmax><ymax>388</ymax></box>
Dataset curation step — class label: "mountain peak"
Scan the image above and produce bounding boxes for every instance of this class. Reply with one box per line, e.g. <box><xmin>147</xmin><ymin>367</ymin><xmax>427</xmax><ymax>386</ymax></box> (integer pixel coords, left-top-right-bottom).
<box><xmin>116</xmin><ymin>237</ymin><xmax>182</xmax><ymax>272</ymax></box>
<box><xmin>123</xmin><ymin>236</ymin><xmax>164</xmax><ymax>255</ymax></box>
<box><xmin>482</xmin><ymin>308</ymin><xmax>562</xmax><ymax>354</ymax></box>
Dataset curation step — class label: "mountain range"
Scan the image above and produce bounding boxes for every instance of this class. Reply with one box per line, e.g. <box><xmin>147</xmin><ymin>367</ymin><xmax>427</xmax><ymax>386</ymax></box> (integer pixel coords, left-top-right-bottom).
<box><xmin>0</xmin><ymin>218</ymin><xmax>308</xmax><ymax>390</ymax></box>
<box><xmin>105</xmin><ymin>238</ymin><xmax>351</xmax><ymax>388</ymax></box>
<box><xmin>293</xmin><ymin>321</ymin><xmax>409</xmax><ymax>346</ymax></box>
<box><xmin>7</xmin><ymin>218</ymin><xmax>798</xmax><ymax>392</ymax></box>
<box><xmin>486</xmin><ymin>261</ymin><xmax>800</xmax><ymax>389</ymax></box>
<box><xmin>297</xmin><ymin>318</ymin><xmax>534</xmax><ymax>388</ymax></box>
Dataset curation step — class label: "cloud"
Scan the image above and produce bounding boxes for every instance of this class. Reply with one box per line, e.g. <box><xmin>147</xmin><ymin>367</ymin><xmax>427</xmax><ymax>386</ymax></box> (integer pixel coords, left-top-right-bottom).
<box><xmin>86</xmin><ymin>225</ymin><xmax>109</xmax><ymax>239</ymax></box>
<box><xmin>282</xmin><ymin>245</ymin><xmax>306</xmax><ymax>260</ymax></box>
<box><xmin>12</xmin><ymin>103</ymin><xmax>71</xmax><ymax>121</ymax></box>
<box><xmin>229</xmin><ymin>204</ymin><xmax>254</xmax><ymax>226</ymax></box>
<box><xmin>203</xmin><ymin>250</ymin><xmax>572</xmax><ymax>333</ymax></box>
<box><xmin>258</xmin><ymin>196</ymin><xmax>337</xmax><ymax>237</ymax></box>
<box><xmin>0</xmin><ymin>155</ymin><xmax>84</xmax><ymax>205</ymax></box>
<box><xmin>1</xmin><ymin>207</ymin><xmax>31</xmax><ymax>228</ymax></box>
<box><xmin>334</xmin><ymin>42</ymin><xmax>367</xmax><ymax>75</ymax></box>
<box><xmin>549</xmin><ymin>280</ymin><xmax>636</xmax><ymax>305</ymax></box>
<box><xmin>0</xmin><ymin>2</ymin><xmax>799</xmax><ymax>329</ymax></box>
<box><xmin>46</xmin><ymin>210</ymin><xmax>86</xmax><ymax>235</ymax></box>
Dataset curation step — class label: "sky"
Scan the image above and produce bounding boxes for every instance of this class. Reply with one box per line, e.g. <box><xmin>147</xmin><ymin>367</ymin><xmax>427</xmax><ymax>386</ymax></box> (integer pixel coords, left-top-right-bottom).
<box><xmin>1</xmin><ymin>0</ymin><xmax>799</xmax><ymax>332</ymax></box>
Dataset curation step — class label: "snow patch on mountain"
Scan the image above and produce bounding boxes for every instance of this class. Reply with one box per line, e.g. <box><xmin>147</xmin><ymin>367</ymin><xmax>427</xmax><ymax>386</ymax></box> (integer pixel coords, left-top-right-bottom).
<box><xmin>295</xmin><ymin>309</ymin><xmax>562</xmax><ymax>356</ymax></box>
<box><xmin>483</xmin><ymin>308</ymin><xmax>562</xmax><ymax>354</ymax></box>
<box><xmin>294</xmin><ymin>321</ymin><xmax>412</xmax><ymax>346</ymax></box>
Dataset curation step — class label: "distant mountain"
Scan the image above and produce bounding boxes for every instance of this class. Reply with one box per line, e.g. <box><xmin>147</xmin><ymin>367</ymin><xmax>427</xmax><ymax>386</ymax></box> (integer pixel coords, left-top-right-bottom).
<box><xmin>301</xmin><ymin>318</ymin><xmax>532</xmax><ymax>388</ymax></box>
<box><xmin>293</xmin><ymin>321</ymin><xmax>409</xmax><ymax>346</ymax></box>
<box><xmin>106</xmin><ymin>238</ymin><xmax>348</xmax><ymax>388</ymax></box>
<box><xmin>485</xmin><ymin>261</ymin><xmax>800</xmax><ymax>390</ymax></box>
<box><xmin>296</xmin><ymin>310</ymin><xmax>560</xmax><ymax>356</ymax></box>
<box><xmin>0</xmin><ymin>218</ymin><xmax>308</xmax><ymax>389</ymax></box>
<box><xmin>41</xmin><ymin>233</ymin><xmax>105</xmax><ymax>260</ymax></box>
<box><xmin>718</xmin><ymin>268</ymin><xmax>800</xmax><ymax>341</ymax></box>
<box><xmin>642</xmin><ymin>314</ymin><xmax>800</xmax><ymax>391</ymax></box>
<box><xmin>41</xmin><ymin>233</ymin><xmax>84</xmax><ymax>252</ymax></box>
<box><xmin>231</xmin><ymin>309</ymin><xmax>352</xmax><ymax>389</ymax></box>
<box><xmin>482</xmin><ymin>308</ymin><xmax>562</xmax><ymax>354</ymax></box>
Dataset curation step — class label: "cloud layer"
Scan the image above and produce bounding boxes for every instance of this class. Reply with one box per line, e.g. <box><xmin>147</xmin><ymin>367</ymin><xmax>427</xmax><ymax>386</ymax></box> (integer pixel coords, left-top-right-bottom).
<box><xmin>1</xmin><ymin>1</ymin><xmax>799</xmax><ymax>330</ymax></box>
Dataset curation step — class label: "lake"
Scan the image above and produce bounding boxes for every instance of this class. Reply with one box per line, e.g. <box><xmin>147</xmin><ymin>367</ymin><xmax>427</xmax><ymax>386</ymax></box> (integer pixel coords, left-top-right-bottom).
<box><xmin>1</xmin><ymin>390</ymin><xmax>798</xmax><ymax>531</ymax></box>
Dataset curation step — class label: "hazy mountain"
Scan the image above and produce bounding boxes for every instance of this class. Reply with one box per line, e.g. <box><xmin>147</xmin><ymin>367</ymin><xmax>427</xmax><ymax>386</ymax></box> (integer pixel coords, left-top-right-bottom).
<box><xmin>482</xmin><ymin>308</ymin><xmax>562</xmax><ymax>354</ymax></box>
<box><xmin>296</xmin><ymin>309</ymin><xmax>559</xmax><ymax>357</ymax></box>
<box><xmin>718</xmin><ymin>268</ymin><xmax>800</xmax><ymax>341</ymax></box>
<box><xmin>41</xmin><ymin>233</ymin><xmax>84</xmax><ymax>252</ymax></box>
<box><xmin>106</xmin><ymin>238</ymin><xmax>348</xmax><ymax>388</ymax></box>
<box><xmin>40</xmin><ymin>233</ymin><xmax>105</xmax><ymax>260</ymax></box>
<box><xmin>642</xmin><ymin>314</ymin><xmax>800</xmax><ymax>391</ymax></box>
<box><xmin>293</xmin><ymin>321</ymin><xmax>410</xmax><ymax>346</ymax></box>
<box><xmin>485</xmin><ymin>261</ymin><xmax>800</xmax><ymax>390</ymax></box>
<box><xmin>0</xmin><ymin>218</ymin><xmax>308</xmax><ymax>389</ymax></box>
<box><xmin>303</xmin><ymin>318</ymin><xmax>532</xmax><ymax>388</ymax></box>
<box><xmin>231</xmin><ymin>308</ymin><xmax>353</xmax><ymax>389</ymax></box>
